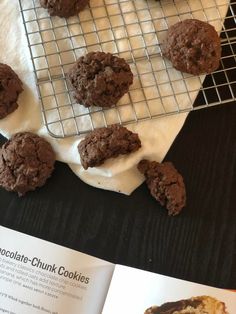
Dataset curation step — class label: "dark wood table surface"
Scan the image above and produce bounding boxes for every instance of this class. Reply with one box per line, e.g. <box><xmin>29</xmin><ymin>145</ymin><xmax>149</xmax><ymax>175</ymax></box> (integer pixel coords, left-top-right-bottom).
<box><xmin>0</xmin><ymin>100</ymin><xmax>235</xmax><ymax>289</ymax></box>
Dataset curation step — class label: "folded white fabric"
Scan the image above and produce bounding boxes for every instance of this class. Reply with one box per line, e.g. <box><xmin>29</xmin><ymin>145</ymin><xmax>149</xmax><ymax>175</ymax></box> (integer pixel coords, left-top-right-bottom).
<box><xmin>0</xmin><ymin>0</ymin><xmax>229</xmax><ymax>194</ymax></box>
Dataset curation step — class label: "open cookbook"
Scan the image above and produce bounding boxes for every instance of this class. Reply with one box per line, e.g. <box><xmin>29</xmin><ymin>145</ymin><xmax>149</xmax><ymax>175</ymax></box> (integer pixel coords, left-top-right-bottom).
<box><xmin>0</xmin><ymin>226</ymin><xmax>235</xmax><ymax>314</ymax></box>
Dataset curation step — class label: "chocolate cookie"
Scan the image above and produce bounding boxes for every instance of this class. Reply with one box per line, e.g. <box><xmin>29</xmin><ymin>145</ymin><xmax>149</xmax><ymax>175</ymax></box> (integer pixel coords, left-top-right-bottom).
<box><xmin>40</xmin><ymin>0</ymin><xmax>89</xmax><ymax>18</ymax></box>
<box><xmin>0</xmin><ymin>63</ymin><xmax>23</xmax><ymax>119</ymax></box>
<box><xmin>0</xmin><ymin>132</ymin><xmax>55</xmax><ymax>196</ymax></box>
<box><xmin>78</xmin><ymin>124</ymin><xmax>141</xmax><ymax>169</ymax></box>
<box><xmin>163</xmin><ymin>19</ymin><xmax>221</xmax><ymax>75</ymax></box>
<box><xmin>68</xmin><ymin>52</ymin><xmax>133</xmax><ymax>108</ymax></box>
<box><xmin>138</xmin><ymin>160</ymin><xmax>186</xmax><ymax>215</ymax></box>
<box><xmin>144</xmin><ymin>296</ymin><xmax>227</xmax><ymax>314</ymax></box>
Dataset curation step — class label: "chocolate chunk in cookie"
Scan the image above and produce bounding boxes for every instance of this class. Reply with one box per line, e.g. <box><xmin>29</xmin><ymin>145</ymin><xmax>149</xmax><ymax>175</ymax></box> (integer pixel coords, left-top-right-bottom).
<box><xmin>144</xmin><ymin>296</ymin><xmax>227</xmax><ymax>314</ymax></box>
<box><xmin>138</xmin><ymin>160</ymin><xmax>186</xmax><ymax>215</ymax></box>
<box><xmin>40</xmin><ymin>0</ymin><xmax>89</xmax><ymax>18</ymax></box>
<box><xmin>0</xmin><ymin>132</ymin><xmax>55</xmax><ymax>196</ymax></box>
<box><xmin>78</xmin><ymin>124</ymin><xmax>141</xmax><ymax>169</ymax></box>
<box><xmin>163</xmin><ymin>19</ymin><xmax>221</xmax><ymax>75</ymax></box>
<box><xmin>68</xmin><ymin>51</ymin><xmax>133</xmax><ymax>108</ymax></box>
<box><xmin>0</xmin><ymin>63</ymin><xmax>23</xmax><ymax>119</ymax></box>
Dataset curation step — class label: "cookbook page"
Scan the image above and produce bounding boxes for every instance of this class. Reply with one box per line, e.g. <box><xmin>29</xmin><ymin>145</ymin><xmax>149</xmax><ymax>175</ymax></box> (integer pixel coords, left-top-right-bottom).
<box><xmin>0</xmin><ymin>226</ymin><xmax>114</xmax><ymax>314</ymax></box>
<box><xmin>102</xmin><ymin>265</ymin><xmax>236</xmax><ymax>314</ymax></box>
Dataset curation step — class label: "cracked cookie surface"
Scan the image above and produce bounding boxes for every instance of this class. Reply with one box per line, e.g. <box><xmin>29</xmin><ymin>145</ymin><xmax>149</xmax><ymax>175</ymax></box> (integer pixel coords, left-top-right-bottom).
<box><xmin>40</xmin><ymin>0</ymin><xmax>89</xmax><ymax>18</ymax></box>
<box><xmin>163</xmin><ymin>19</ymin><xmax>221</xmax><ymax>75</ymax></box>
<box><xmin>68</xmin><ymin>51</ymin><xmax>133</xmax><ymax>108</ymax></box>
<box><xmin>78</xmin><ymin>124</ymin><xmax>141</xmax><ymax>169</ymax></box>
<box><xmin>138</xmin><ymin>160</ymin><xmax>186</xmax><ymax>215</ymax></box>
<box><xmin>0</xmin><ymin>63</ymin><xmax>23</xmax><ymax>119</ymax></box>
<box><xmin>0</xmin><ymin>132</ymin><xmax>55</xmax><ymax>196</ymax></box>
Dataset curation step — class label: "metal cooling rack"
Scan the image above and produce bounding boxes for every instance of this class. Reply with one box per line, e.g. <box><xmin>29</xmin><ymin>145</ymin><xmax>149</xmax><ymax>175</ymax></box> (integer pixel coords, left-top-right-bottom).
<box><xmin>19</xmin><ymin>0</ymin><xmax>236</xmax><ymax>138</ymax></box>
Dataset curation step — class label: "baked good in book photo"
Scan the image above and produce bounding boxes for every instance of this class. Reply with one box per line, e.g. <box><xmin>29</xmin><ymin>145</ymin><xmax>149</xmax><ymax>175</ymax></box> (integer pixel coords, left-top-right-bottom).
<box><xmin>68</xmin><ymin>51</ymin><xmax>133</xmax><ymax>108</ymax></box>
<box><xmin>137</xmin><ymin>160</ymin><xmax>186</xmax><ymax>216</ymax></box>
<box><xmin>0</xmin><ymin>63</ymin><xmax>23</xmax><ymax>119</ymax></box>
<box><xmin>40</xmin><ymin>0</ymin><xmax>89</xmax><ymax>18</ymax></box>
<box><xmin>0</xmin><ymin>132</ymin><xmax>55</xmax><ymax>196</ymax></box>
<box><xmin>78</xmin><ymin>124</ymin><xmax>141</xmax><ymax>169</ymax></box>
<box><xmin>144</xmin><ymin>295</ymin><xmax>228</xmax><ymax>314</ymax></box>
<box><xmin>162</xmin><ymin>19</ymin><xmax>221</xmax><ymax>75</ymax></box>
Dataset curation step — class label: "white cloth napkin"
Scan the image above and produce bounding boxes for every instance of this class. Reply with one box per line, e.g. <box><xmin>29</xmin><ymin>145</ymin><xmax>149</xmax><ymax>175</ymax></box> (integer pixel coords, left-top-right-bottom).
<box><xmin>0</xmin><ymin>0</ymin><xmax>229</xmax><ymax>194</ymax></box>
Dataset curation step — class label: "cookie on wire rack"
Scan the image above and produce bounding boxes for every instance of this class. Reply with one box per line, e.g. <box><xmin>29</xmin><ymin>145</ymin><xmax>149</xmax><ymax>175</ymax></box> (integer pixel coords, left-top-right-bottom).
<box><xmin>163</xmin><ymin>19</ymin><xmax>221</xmax><ymax>75</ymax></box>
<box><xmin>68</xmin><ymin>51</ymin><xmax>133</xmax><ymax>108</ymax></box>
<box><xmin>40</xmin><ymin>0</ymin><xmax>89</xmax><ymax>18</ymax></box>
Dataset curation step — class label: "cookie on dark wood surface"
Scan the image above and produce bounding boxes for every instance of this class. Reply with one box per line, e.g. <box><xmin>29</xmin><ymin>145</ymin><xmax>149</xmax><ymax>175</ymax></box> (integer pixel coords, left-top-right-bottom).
<box><xmin>40</xmin><ymin>0</ymin><xmax>89</xmax><ymax>18</ymax></box>
<box><xmin>163</xmin><ymin>19</ymin><xmax>221</xmax><ymax>75</ymax></box>
<box><xmin>0</xmin><ymin>132</ymin><xmax>55</xmax><ymax>196</ymax></box>
<box><xmin>144</xmin><ymin>296</ymin><xmax>227</xmax><ymax>314</ymax></box>
<box><xmin>78</xmin><ymin>124</ymin><xmax>141</xmax><ymax>169</ymax></box>
<box><xmin>0</xmin><ymin>63</ymin><xmax>23</xmax><ymax>119</ymax></box>
<box><xmin>138</xmin><ymin>160</ymin><xmax>186</xmax><ymax>216</ymax></box>
<box><xmin>68</xmin><ymin>51</ymin><xmax>133</xmax><ymax>108</ymax></box>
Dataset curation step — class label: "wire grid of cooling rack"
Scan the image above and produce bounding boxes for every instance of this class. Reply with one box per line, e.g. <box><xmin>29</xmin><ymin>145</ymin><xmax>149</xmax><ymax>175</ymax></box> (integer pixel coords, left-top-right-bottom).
<box><xmin>19</xmin><ymin>0</ymin><xmax>236</xmax><ymax>138</ymax></box>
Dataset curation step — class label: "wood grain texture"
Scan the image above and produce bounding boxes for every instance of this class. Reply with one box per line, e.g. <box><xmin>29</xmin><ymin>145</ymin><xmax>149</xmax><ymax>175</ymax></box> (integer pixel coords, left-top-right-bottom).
<box><xmin>0</xmin><ymin>102</ymin><xmax>236</xmax><ymax>289</ymax></box>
